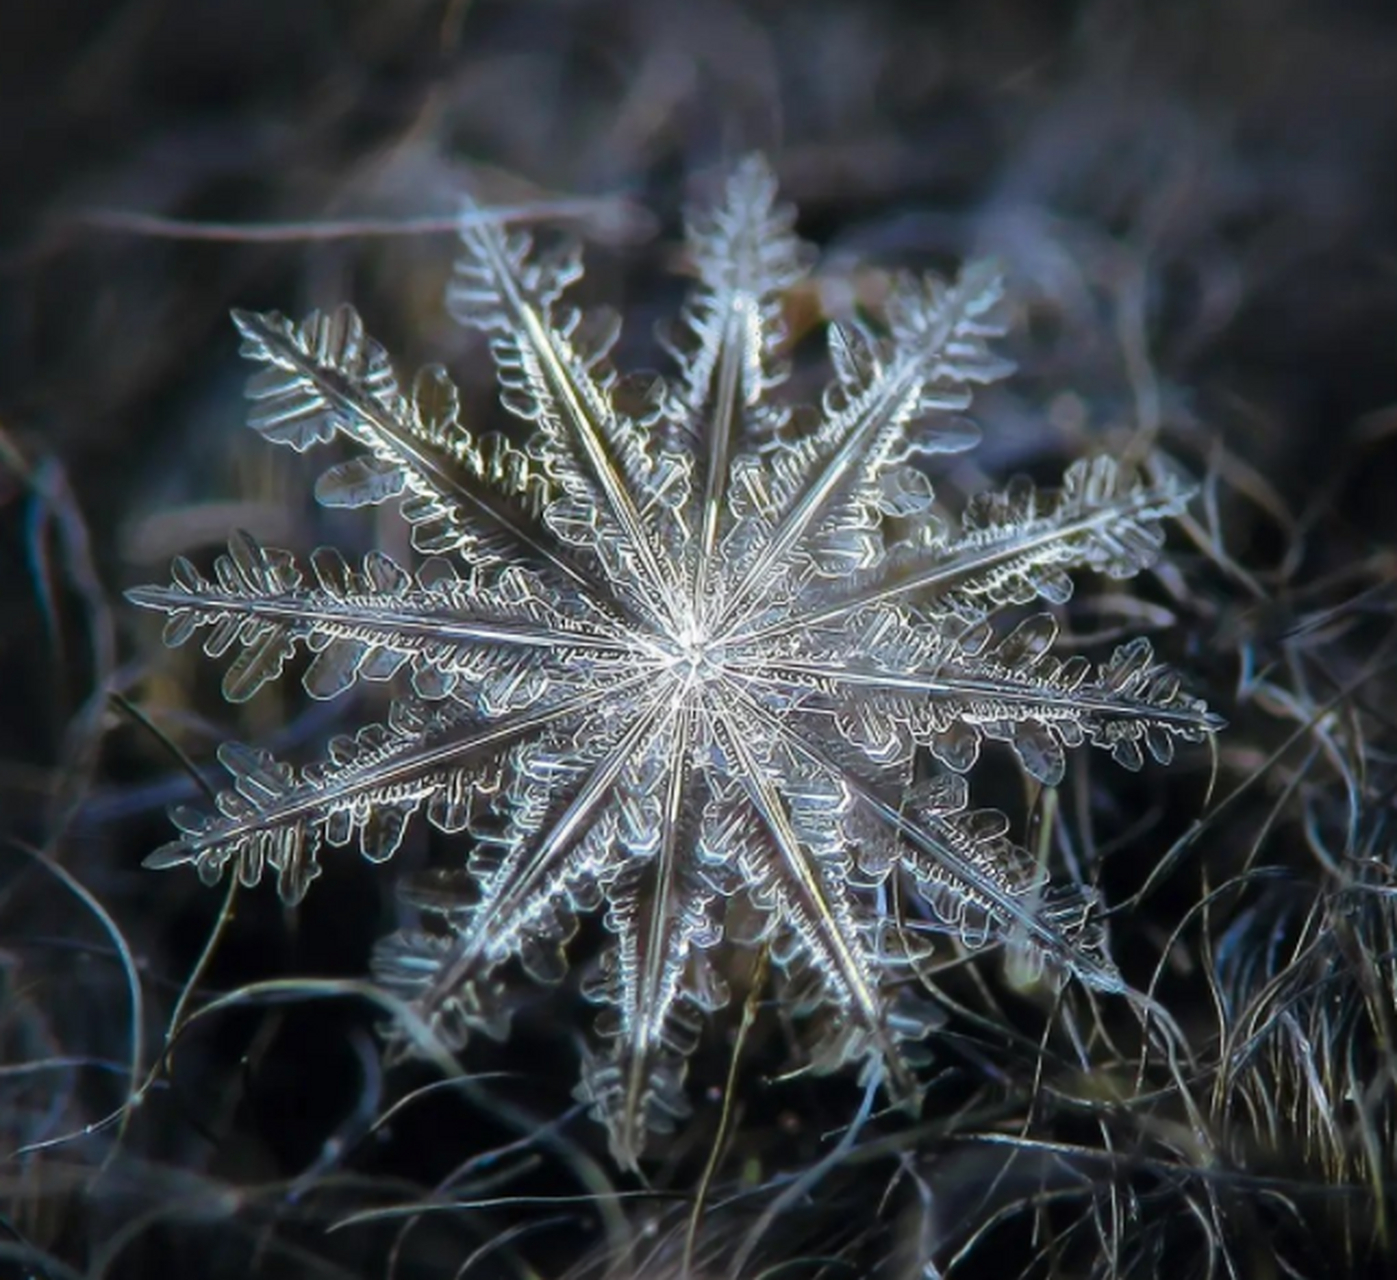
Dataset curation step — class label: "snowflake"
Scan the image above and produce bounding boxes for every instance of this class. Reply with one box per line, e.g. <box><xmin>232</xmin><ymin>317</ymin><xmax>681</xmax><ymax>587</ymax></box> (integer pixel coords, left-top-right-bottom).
<box><xmin>128</xmin><ymin>156</ymin><xmax>1220</xmax><ymax>1167</ymax></box>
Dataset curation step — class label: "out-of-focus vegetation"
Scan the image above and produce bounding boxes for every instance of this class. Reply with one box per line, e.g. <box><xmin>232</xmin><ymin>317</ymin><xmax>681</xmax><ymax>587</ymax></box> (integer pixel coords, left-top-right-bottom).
<box><xmin>3</xmin><ymin>1</ymin><xmax>1397</xmax><ymax>1276</ymax></box>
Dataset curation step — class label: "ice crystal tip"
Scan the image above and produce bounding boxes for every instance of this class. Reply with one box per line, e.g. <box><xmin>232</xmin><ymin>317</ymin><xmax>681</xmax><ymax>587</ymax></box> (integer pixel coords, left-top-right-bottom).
<box><xmin>130</xmin><ymin>152</ymin><xmax>1219</xmax><ymax>1166</ymax></box>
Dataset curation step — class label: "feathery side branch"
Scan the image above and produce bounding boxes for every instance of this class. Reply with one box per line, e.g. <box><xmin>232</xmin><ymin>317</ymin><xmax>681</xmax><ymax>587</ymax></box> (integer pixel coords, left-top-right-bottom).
<box><xmin>581</xmin><ymin>702</ymin><xmax>724</xmax><ymax>1170</ymax></box>
<box><xmin>231</xmin><ymin>308</ymin><xmax>602</xmax><ymax>597</ymax></box>
<box><xmin>716</xmin><ymin>362</ymin><xmax>927</xmax><ymax>630</ymax></box>
<box><xmin>145</xmin><ymin>678</ymin><xmax>650</xmax><ymax>903</ymax></box>
<box><xmin>746</xmin><ymin>621</ymin><xmax>1222</xmax><ymax>784</ymax></box>
<box><xmin>395</xmin><ymin>686</ymin><xmax>679</xmax><ymax>1038</ymax></box>
<box><xmin>670</xmin><ymin>157</ymin><xmax>808</xmax><ymax>618</ymax></box>
<box><xmin>448</xmin><ymin>207</ymin><xmax>680</xmax><ymax>624</ymax></box>
<box><xmin>716</xmin><ymin>262</ymin><xmax>1010</xmax><ymax>629</ymax></box>
<box><xmin>765</xmin><ymin>702</ymin><xmax>1124</xmax><ymax>993</ymax></box>
<box><xmin>727</xmin><ymin>456</ymin><xmax>1192</xmax><ymax>646</ymax></box>
<box><xmin>127</xmin><ymin>532</ymin><xmax>638</xmax><ymax>704</ymax></box>
<box><xmin>717</xmin><ymin>695</ymin><xmax>919</xmax><ymax>1099</ymax></box>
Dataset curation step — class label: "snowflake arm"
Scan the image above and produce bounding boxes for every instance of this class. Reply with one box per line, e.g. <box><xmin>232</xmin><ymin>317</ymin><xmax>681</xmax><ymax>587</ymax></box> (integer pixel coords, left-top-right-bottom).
<box><xmin>726</xmin><ymin>455</ymin><xmax>1193</xmax><ymax>652</ymax></box>
<box><xmin>229</xmin><ymin>307</ymin><xmax>595</xmax><ymax>591</ymax></box>
<box><xmin>127</xmin><ymin>530</ymin><xmax>633</xmax><ymax>705</ymax></box>
<box><xmin>372</xmin><ymin>686</ymin><xmax>676</xmax><ymax>1041</ymax></box>
<box><xmin>446</xmin><ymin>208</ymin><xmax>680</xmax><ymax>624</ymax></box>
<box><xmin>719</xmin><ymin>709</ymin><xmax>924</xmax><ymax>1098</ymax></box>
<box><xmin>142</xmin><ymin>680</ymin><xmax>645</xmax><ymax>904</ymax></box>
<box><xmin>778</xmin><ymin>729</ymin><xmax>1123</xmax><ymax>994</ymax></box>
<box><xmin>666</xmin><ymin>156</ymin><xmax>808</xmax><ymax>611</ymax></box>
<box><xmin>577</xmin><ymin>704</ymin><xmax>729</xmax><ymax>1171</ymax></box>
<box><xmin>716</xmin><ymin>258</ymin><xmax>1013</xmax><ymax>623</ymax></box>
<box><xmin>752</xmin><ymin>614</ymin><xmax>1223</xmax><ymax>786</ymax></box>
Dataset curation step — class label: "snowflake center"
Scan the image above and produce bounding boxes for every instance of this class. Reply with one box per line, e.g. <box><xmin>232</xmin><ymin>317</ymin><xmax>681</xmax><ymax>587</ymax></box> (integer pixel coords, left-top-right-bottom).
<box><xmin>663</xmin><ymin>613</ymin><xmax>725</xmax><ymax>687</ymax></box>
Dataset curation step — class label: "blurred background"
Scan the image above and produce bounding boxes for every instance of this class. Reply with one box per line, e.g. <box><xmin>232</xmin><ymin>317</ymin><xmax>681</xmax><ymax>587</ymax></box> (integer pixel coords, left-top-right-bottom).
<box><xmin>3</xmin><ymin>1</ymin><xmax>1397</xmax><ymax>1276</ymax></box>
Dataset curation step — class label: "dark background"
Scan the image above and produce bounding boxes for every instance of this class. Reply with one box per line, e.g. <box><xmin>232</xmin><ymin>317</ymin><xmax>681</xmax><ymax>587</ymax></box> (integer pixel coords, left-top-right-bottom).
<box><xmin>3</xmin><ymin>1</ymin><xmax>1397</xmax><ymax>1277</ymax></box>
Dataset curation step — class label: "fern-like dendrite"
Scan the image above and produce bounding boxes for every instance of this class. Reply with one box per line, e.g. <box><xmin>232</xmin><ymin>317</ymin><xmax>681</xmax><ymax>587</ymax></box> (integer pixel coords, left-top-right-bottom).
<box><xmin>129</xmin><ymin>156</ymin><xmax>1220</xmax><ymax>1168</ymax></box>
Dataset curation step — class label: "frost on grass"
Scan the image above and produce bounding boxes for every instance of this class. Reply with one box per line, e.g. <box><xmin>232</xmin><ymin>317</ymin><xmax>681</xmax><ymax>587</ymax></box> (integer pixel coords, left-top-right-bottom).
<box><xmin>128</xmin><ymin>156</ymin><xmax>1220</xmax><ymax>1168</ymax></box>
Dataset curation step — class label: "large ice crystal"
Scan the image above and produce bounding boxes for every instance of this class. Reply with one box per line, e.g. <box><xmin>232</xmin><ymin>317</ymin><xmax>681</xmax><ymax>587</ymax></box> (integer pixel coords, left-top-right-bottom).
<box><xmin>129</xmin><ymin>156</ymin><xmax>1219</xmax><ymax>1167</ymax></box>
